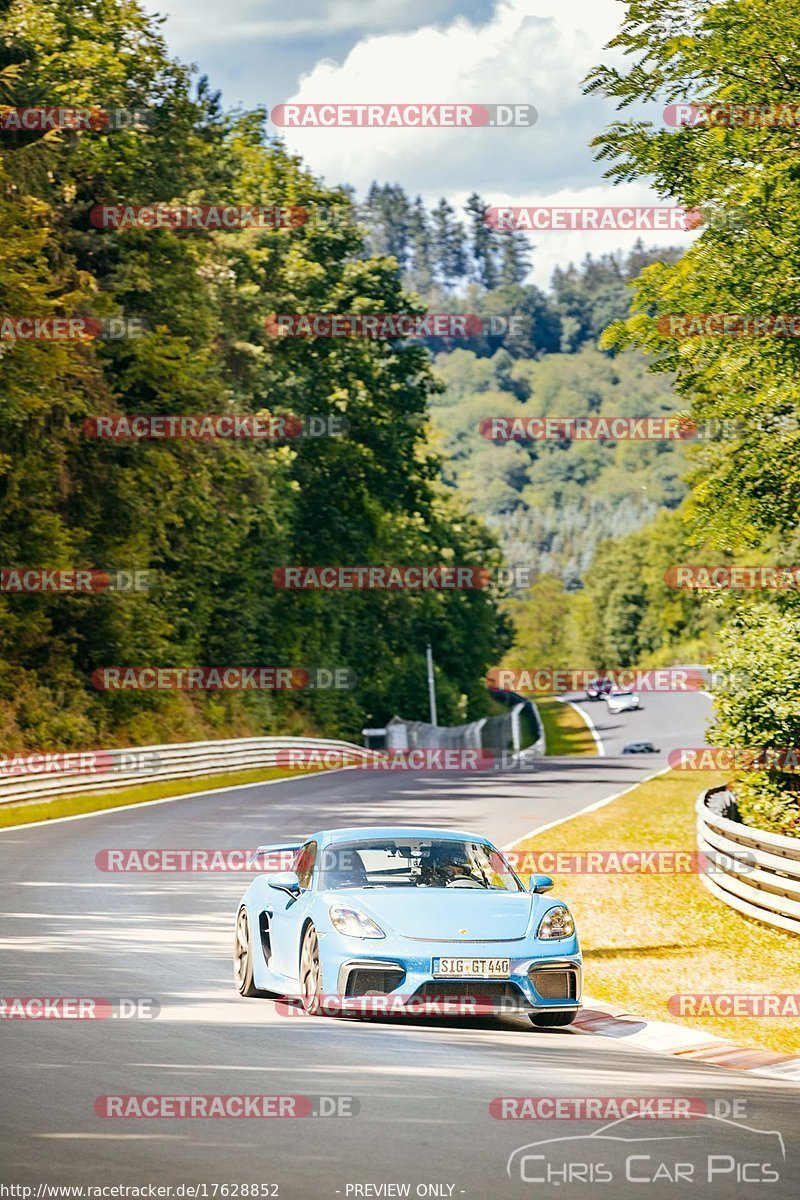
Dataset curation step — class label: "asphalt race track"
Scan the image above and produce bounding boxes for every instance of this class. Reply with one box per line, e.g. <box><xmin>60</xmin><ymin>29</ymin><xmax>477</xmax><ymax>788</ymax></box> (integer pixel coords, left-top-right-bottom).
<box><xmin>2</xmin><ymin>690</ymin><xmax>799</xmax><ymax>1199</ymax></box>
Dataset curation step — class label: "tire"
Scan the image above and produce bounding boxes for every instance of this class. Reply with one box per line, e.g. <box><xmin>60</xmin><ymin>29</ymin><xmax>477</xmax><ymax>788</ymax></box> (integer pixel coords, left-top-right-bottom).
<box><xmin>233</xmin><ymin>906</ymin><xmax>263</xmax><ymax>997</ymax></box>
<box><xmin>300</xmin><ymin>924</ymin><xmax>323</xmax><ymax>1015</ymax></box>
<box><xmin>529</xmin><ymin>1010</ymin><xmax>578</xmax><ymax>1028</ymax></box>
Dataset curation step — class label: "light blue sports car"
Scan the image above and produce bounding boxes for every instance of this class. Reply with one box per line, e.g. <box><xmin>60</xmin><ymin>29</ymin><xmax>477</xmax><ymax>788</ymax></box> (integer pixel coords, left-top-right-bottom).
<box><xmin>233</xmin><ymin>826</ymin><xmax>582</xmax><ymax>1026</ymax></box>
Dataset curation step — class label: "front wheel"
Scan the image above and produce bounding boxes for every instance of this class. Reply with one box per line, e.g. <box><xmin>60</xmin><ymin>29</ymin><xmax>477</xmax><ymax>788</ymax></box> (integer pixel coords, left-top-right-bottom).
<box><xmin>529</xmin><ymin>1010</ymin><xmax>577</xmax><ymax>1028</ymax></box>
<box><xmin>234</xmin><ymin>907</ymin><xmax>263</xmax><ymax>997</ymax></box>
<box><xmin>300</xmin><ymin>925</ymin><xmax>323</xmax><ymax>1015</ymax></box>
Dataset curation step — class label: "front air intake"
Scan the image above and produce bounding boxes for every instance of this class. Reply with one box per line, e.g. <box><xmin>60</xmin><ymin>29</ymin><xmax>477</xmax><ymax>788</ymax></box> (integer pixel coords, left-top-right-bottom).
<box><xmin>344</xmin><ymin>966</ymin><xmax>406</xmax><ymax>997</ymax></box>
<box><xmin>529</xmin><ymin>967</ymin><xmax>579</xmax><ymax>1001</ymax></box>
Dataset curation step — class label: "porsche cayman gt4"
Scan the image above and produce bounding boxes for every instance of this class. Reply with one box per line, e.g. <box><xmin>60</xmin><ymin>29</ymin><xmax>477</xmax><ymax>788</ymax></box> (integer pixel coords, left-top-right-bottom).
<box><xmin>233</xmin><ymin>826</ymin><xmax>581</xmax><ymax>1026</ymax></box>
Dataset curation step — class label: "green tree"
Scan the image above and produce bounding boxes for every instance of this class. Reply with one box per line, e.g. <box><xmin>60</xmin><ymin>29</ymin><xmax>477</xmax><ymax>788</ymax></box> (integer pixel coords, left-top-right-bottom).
<box><xmin>0</xmin><ymin>0</ymin><xmax>509</xmax><ymax>748</ymax></box>
<box><xmin>500</xmin><ymin>575</ymin><xmax>577</xmax><ymax>675</ymax></box>
<box><xmin>587</xmin><ymin>0</ymin><xmax>800</xmax><ymax>823</ymax></box>
<box><xmin>588</xmin><ymin>0</ymin><xmax>800</xmax><ymax>549</ymax></box>
<box><xmin>406</xmin><ymin>195</ymin><xmax>436</xmax><ymax>292</ymax></box>
<box><xmin>499</xmin><ymin>229</ymin><xmax>531</xmax><ymax>286</ymax></box>
<box><xmin>464</xmin><ymin>192</ymin><xmax>499</xmax><ymax>289</ymax></box>
<box><xmin>431</xmin><ymin>197</ymin><xmax>467</xmax><ymax>288</ymax></box>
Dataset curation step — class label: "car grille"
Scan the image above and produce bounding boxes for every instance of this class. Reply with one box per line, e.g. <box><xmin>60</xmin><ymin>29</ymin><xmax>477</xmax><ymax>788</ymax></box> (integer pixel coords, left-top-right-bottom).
<box><xmin>528</xmin><ymin>967</ymin><xmax>579</xmax><ymax>1001</ymax></box>
<box><xmin>344</xmin><ymin>966</ymin><xmax>406</xmax><ymax>998</ymax></box>
<box><xmin>414</xmin><ymin>981</ymin><xmax>526</xmax><ymax>1007</ymax></box>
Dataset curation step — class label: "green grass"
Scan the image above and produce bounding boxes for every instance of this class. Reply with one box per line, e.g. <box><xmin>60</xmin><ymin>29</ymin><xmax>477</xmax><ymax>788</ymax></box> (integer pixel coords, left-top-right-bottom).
<box><xmin>0</xmin><ymin>764</ymin><xmax>325</xmax><ymax>828</ymax></box>
<box><xmin>536</xmin><ymin>696</ymin><xmax>596</xmax><ymax>756</ymax></box>
<box><xmin>510</xmin><ymin>769</ymin><xmax>800</xmax><ymax>1056</ymax></box>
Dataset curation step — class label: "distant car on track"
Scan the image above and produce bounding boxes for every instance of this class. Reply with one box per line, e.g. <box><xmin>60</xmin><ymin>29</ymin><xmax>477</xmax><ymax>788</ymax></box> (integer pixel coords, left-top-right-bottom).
<box><xmin>622</xmin><ymin>741</ymin><xmax>659</xmax><ymax>754</ymax></box>
<box><xmin>585</xmin><ymin>678</ymin><xmax>613</xmax><ymax>700</ymax></box>
<box><xmin>606</xmin><ymin>689</ymin><xmax>641</xmax><ymax>713</ymax></box>
<box><xmin>233</xmin><ymin>826</ymin><xmax>581</xmax><ymax>1027</ymax></box>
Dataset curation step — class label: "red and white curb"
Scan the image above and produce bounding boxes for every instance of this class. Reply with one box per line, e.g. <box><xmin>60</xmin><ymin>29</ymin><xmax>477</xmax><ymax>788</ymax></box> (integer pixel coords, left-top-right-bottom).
<box><xmin>575</xmin><ymin>996</ymin><xmax>800</xmax><ymax>1082</ymax></box>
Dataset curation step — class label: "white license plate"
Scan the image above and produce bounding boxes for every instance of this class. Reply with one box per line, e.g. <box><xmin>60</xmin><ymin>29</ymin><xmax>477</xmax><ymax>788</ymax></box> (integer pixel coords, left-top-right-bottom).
<box><xmin>432</xmin><ymin>957</ymin><xmax>511</xmax><ymax>978</ymax></box>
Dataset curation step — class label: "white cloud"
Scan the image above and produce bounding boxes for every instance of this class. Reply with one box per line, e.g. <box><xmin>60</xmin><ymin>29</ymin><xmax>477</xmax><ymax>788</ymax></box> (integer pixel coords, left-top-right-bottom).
<box><xmin>266</xmin><ymin>0</ymin><xmax>686</xmax><ymax>284</ymax></box>
<box><xmin>273</xmin><ymin>0</ymin><xmax>623</xmax><ymax>191</ymax></box>
<box><xmin>144</xmin><ymin>0</ymin><xmax>687</xmax><ymax>283</ymax></box>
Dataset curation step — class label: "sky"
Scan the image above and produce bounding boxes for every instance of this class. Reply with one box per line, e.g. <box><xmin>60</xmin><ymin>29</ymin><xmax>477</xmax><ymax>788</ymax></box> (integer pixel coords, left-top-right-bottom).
<box><xmin>141</xmin><ymin>0</ymin><xmax>692</xmax><ymax>285</ymax></box>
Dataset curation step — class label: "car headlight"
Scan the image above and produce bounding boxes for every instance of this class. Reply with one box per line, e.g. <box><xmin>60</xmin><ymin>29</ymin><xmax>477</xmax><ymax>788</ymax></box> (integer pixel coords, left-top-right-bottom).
<box><xmin>329</xmin><ymin>904</ymin><xmax>385</xmax><ymax>939</ymax></box>
<box><xmin>537</xmin><ymin>905</ymin><xmax>575</xmax><ymax>940</ymax></box>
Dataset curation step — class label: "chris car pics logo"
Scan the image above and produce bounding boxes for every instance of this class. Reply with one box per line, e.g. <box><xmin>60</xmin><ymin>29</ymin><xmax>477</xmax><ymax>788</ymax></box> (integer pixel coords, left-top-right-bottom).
<box><xmin>507</xmin><ymin>1113</ymin><xmax>784</xmax><ymax>1185</ymax></box>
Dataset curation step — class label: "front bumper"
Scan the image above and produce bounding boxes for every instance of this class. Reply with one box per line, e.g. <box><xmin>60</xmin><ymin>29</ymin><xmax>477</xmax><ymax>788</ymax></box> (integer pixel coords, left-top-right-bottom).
<box><xmin>320</xmin><ymin>929</ymin><xmax>582</xmax><ymax>1014</ymax></box>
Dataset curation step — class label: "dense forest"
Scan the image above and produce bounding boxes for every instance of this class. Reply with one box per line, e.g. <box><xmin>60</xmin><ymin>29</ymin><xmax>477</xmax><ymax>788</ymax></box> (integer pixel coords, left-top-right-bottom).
<box><xmin>513</xmin><ymin>0</ymin><xmax>800</xmax><ymax>833</ymax></box>
<box><xmin>4</xmin><ymin>0</ymin><xmax>800</xmax><ymax>841</ymax></box>
<box><xmin>351</xmin><ymin>2</ymin><xmax>800</xmax><ymax>833</ymax></box>
<box><xmin>0</xmin><ymin>0</ymin><xmax>509</xmax><ymax>750</ymax></box>
<box><xmin>581</xmin><ymin>0</ymin><xmax>800</xmax><ymax>832</ymax></box>
<box><xmin>356</xmin><ymin>186</ymin><xmax>690</xmax><ymax>585</ymax></box>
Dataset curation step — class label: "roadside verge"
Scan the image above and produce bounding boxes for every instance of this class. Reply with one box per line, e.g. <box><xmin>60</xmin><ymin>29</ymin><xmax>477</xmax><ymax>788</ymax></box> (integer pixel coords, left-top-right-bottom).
<box><xmin>508</xmin><ymin>768</ymin><xmax>800</xmax><ymax>1060</ymax></box>
<box><xmin>536</xmin><ymin>695</ymin><xmax>598</xmax><ymax>755</ymax></box>
<box><xmin>0</xmin><ymin>764</ymin><xmax>325</xmax><ymax>829</ymax></box>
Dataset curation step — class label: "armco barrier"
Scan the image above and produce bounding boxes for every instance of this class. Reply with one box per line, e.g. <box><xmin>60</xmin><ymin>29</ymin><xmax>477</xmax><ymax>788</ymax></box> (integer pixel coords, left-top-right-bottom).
<box><xmin>697</xmin><ymin>785</ymin><xmax>800</xmax><ymax>935</ymax></box>
<box><xmin>0</xmin><ymin>737</ymin><xmax>377</xmax><ymax>808</ymax></box>
<box><xmin>382</xmin><ymin>692</ymin><xmax>544</xmax><ymax>762</ymax></box>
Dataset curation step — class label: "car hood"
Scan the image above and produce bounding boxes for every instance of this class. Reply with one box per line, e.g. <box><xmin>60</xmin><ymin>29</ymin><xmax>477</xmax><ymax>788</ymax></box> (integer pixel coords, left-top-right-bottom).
<box><xmin>323</xmin><ymin>887</ymin><xmax>536</xmax><ymax>941</ymax></box>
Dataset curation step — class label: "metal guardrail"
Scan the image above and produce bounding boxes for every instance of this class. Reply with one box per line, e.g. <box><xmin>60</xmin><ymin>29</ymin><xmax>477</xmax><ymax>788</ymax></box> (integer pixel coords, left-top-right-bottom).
<box><xmin>383</xmin><ymin>692</ymin><xmax>545</xmax><ymax>762</ymax></box>
<box><xmin>697</xmin><ymin>785</ymin><xmax>800</xmax><ymax>936</ymax></box>
<box><xmin>488</xmin><ymin>689</ymin><xmax>546</xmax><ymax>760</ymax></box>
<box><xmin>0</xmin><ymin>737</ymin><xmax>377</xmax><ymax>808</ymax></box>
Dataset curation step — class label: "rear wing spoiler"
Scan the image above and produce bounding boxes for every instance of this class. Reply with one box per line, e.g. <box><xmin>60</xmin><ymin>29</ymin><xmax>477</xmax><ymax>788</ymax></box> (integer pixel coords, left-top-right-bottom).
<box><xmin>248</xmin><ymin>842</ymin><xmax>305</xmax><ymax>869</ymax></box>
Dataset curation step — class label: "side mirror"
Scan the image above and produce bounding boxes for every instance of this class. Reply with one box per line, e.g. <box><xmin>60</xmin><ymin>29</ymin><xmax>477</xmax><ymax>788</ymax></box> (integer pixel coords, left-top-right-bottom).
<box><xmin>529</xmin><ymin>874</ymin><xmax>554</xmax><ymax>894</ymax></box>
<box><xmin>267</xmin><ymin>870</ymin><xmax>302</xmax><ymax>898</ymax></box>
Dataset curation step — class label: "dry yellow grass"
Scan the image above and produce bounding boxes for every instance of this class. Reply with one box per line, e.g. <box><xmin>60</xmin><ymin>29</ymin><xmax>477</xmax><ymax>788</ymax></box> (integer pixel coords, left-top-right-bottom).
<box><xmin>512</xmin><ymin>769</ymin><xmax>800</xmax><ymax>1056</ymax></box>
<box><xmin>537</xmin><ymin>696</ymin><xmax>596</xmax><ymax>755</ymax></box>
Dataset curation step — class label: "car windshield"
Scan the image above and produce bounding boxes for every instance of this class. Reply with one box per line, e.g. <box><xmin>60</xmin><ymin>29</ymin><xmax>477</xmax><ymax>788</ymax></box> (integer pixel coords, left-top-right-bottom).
<box><xmin>317</xmin><ymin>838</ymin><xmax>524</xmax><ymax>892</ymax></box>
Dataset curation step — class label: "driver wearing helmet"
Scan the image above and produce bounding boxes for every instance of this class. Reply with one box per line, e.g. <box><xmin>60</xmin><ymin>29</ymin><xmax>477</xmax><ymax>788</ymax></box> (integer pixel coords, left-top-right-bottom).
<box><xmin>422</xmin><ymin>843</ymin><xmax>475</xmax><ymax>887</ymax></box>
